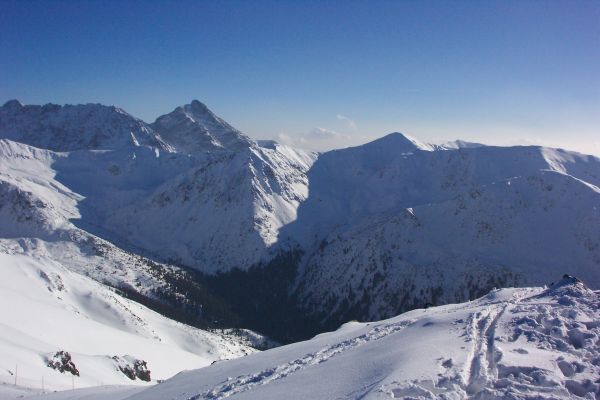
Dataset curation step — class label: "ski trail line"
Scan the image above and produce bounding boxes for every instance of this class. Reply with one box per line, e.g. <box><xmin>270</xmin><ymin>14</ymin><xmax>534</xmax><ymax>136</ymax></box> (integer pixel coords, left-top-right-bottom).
<box><xmin>485</xmin><ymin>304</ymin><xmax>507</xmax><ymax>380</ymax></box>
<box><xmin>464</xmin><ymin>292</ymin><xmax>523</xmax><ymax>396</ymax></box>
<box><xmin>188</xmin><ymin>319</ymin><xmax>414</xmax><ymax>400</ymax></box>
<box><xmin>465</xmin><ymin>308</ymin><xmax>490</xmax><ymax>394</ymax></box>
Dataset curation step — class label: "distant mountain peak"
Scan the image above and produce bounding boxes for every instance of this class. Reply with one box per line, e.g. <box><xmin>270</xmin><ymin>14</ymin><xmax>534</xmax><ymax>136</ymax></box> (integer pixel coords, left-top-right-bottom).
<box><xmin>364</xmin><ymin>132</ymin><xmax>434</xmax><ymax>152</ymax></box>
<box><xmin>178</xmin><ymin>100</ymin><xmax>223</xmax><ymax>124</ymax></box>
<box><xmin>2</xmin><ymin>99</ymin><xmax>24</xmax><ymax>110</ymax></box>
<box><xmin>188</xmin><ymin>99</ymin><xmax>210</xmax><ymax>112</ymax></box>
<box><xmin>152</xmin><ymin>100</ymin><xmax>253</xmax><ymax>153</ymax></box>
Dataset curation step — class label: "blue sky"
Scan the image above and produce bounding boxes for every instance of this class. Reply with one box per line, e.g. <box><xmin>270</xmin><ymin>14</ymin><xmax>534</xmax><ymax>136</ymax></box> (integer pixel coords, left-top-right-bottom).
<box><xmin>1</xmin><ymin>0</ymin><xmax>599</xmax><ymax>154</ymax></box>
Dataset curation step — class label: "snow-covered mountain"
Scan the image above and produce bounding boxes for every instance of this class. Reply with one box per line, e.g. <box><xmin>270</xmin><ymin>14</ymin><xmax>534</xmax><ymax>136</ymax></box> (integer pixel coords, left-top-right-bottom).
<box><xmin>0</xmin><ymin>100</ymin><xmax>169</xmax><ymax>152</ymax></box>
<box><xmin>0</xmin><ymin>99</ymin><xmax>316</xmax><ymax>273</ymax></box>
<box><xmin>21</xmin><ymin>277</ymin><xmax>598</xmax><ymax>399</ymax></box>
<box><xmin>101</xmin><ymin>140</ymin><xmax>315</xmax><ymax>271</ymax></box>
<box><xmin>0</xmin><ymin>119</ymin><xmax>270</xmax><ymax>394</ymax></box>
<box><xmin>287</xmin><ymin>135</ymin><xmax>600</xmax><ymax>328</ymax></box>
<box><xmin>151</xmin><ymin>100</ymin><xmax>253</xmax><ymax>153</ymax></box>
<box><xmin>0</xmin><ymin>138</ymin><xmax>231</xmax><ymax>325</ymax></box>
<box><xmin>1</xmin><ymin>98</ymin><xmax>599</xmax><ymax>345</ymax></box>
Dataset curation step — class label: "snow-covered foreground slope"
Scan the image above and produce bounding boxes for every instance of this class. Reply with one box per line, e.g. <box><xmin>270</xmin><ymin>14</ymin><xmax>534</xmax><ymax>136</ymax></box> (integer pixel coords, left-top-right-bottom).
<box><xmin>26</xmin><ymin>277</ymin><xmax>599</xmax><ymax>399</ymax></box>
<box><xmin>0</xmin><ymin>251</ymin><xmax>255</xmax><ymax>393</ymax></box>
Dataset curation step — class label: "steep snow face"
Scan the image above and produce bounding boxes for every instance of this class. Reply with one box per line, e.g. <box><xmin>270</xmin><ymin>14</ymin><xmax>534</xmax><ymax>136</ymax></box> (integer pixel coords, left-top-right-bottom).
<box><xmin>295</xmin><ymin>170</ymin><xmax>600</xmax><ymax>324</ymax></box>
<box><xmin>16</xmin><ymin>137</ymin><xmax>315</xmax><ymax>273</ymax></box>
<box><xmin>118</xmin><ymin>279</ymin><xmax>600</xmax><ymax>400</ymax></box>
<box><xmin>0</xmin><ymin>140</ymin><xmax>245</xmax><ymax>326</ymax></box>
<box><xmin>0</xmin><ymin>250</ymin><xmax>256</xmax><ymax>392</ymax></box>
<box><xmin>102</xmin><ymin>142</ymin><xmax>316</xmax><ymax>271</ymax></box>
<box><xmin>362</xmin><ymin>131</ymin><xmax>436</xmax><ymax>152</ymax></box>
<box><xmin>0</xmin><ymin>100</ymin><xmax>168</xmax><ymax>152</ymax></box>
<box><xmin>540</xmin><ymin>146</ymin><xmax>600</xmax><ymax>187</ymax></box>
<box><xmin>151</xmin><ymin>100</ymin><xmax>253</xmax><ymax>153</ymax></box>
<box><xmin>0</xmin><ymin>140</ymin><xmax>78</xmax><ymax>238</ymax></box>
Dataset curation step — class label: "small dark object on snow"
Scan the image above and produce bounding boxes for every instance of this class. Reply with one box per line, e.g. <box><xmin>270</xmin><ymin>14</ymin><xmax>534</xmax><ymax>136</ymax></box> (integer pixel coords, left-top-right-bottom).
<box><xmin>133</xmin><ymin>360</ymin><xmax>151</xmax><ymax>381</ymax></box>
<box><xmin>112</xmin><ymin>356</ymin><xmax>151</xmax><ymax>381</ymax></box>
<box><xmin>47</xmin><ymin>351</ymin><xmax>80</xmax><ymax>376</ymax></box>
<box><xmin>562</xmin><ymin>274</ymin><xmax>581</xmax><ymax>282</ymax></box>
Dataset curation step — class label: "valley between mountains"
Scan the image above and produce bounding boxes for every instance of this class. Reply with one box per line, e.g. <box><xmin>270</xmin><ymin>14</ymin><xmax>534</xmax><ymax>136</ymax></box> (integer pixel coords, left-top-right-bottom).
<box><xmin>0</xmin><ymin>99</ymin><xmax>598</xmax><ymax>397</ymax></box>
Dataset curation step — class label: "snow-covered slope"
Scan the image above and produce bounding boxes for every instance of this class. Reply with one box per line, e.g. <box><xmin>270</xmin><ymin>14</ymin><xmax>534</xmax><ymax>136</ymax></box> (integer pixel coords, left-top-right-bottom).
<box><xmin>284</xmin><ymin>134</ymin><xmax>600</xmax><ymax>246</ymax></box>
<box><xmin>103</xmin><ymin>142</ymin><xmax>315</xmax><ymax>271</ymax></box>
<box><xmin>0</xmin><ymin>250</ymin><xmax>255</xmax><ymax>393</ymax></box>
<box><xmin>57</xmin><ymin>277</ymin><xmax>594</xmax><ymax>400</ymax></box>
<box><xmin>0</xmin><ymin>134</ymin><xmax>267</xmax><ymax>395</ymax></box>
<box><xmin>285</xmin><ymin>136</ymin><xmax>600</xmax><ymax>327</ymax></box>
<box><xmin>0</xmin><ymin>139</ymin><xmax>198</xmax><ymax>301</ymax></box>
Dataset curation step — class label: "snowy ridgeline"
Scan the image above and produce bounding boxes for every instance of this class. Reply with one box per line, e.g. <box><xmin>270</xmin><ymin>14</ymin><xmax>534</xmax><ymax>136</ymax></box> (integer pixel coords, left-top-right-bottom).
<box><xmin>4</xmin><ymin>277</ymin><xmax>598</xmax><ymax>400</ymax></box>
<box><xmin>1</xmin><ymin>99</ymin><xmax>598</xmax><ymax>282</ymax></box>
<box><xmin>0</xmin><ymin>99</ymin><xmax>599</xmax><ymax>398</ymax></box>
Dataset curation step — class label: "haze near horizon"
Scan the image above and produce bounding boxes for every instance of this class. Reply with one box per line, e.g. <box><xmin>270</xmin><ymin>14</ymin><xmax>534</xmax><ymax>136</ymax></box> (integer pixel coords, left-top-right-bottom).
<box><xmin>1</xmin><ymin>0</ymin><xmax>598</xmax><ymax>155</ymax></box>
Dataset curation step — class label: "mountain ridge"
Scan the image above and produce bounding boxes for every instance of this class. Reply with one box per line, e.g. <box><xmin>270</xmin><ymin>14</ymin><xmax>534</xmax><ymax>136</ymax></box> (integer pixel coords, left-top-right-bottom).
<box><xmin>0</xmin><ymin>99</ymin><xmax>598</xmax><ymax>346</ymax></box>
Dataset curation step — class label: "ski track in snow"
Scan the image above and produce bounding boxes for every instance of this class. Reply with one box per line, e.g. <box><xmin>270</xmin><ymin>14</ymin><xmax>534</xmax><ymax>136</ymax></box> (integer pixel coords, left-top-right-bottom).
<box><xmin>384</xmin><ymin>291</ymin><xmax>533</xmax><ymax>399</ymax></box>
<box><xmin>189</xmin><ymin>320</ymin><xmax>414</xmax><ymax>400</ymax></box>
<box><xmin>464</xmin><ymin>304</ymin><xmax>507</xmax><ymax>394</ymax></box>
<box><xmin>464</xmin><ymin>291</ymin><xmax>527</xmax><ymax>396</ymax></box>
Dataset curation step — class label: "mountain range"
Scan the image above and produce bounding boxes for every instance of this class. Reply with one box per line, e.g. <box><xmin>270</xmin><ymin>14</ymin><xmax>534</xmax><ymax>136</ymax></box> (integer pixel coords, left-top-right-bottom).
<box><xmin>0</xmin><ymin>99</ymin><xmax>599</xmax><ymax>393</ymax></box>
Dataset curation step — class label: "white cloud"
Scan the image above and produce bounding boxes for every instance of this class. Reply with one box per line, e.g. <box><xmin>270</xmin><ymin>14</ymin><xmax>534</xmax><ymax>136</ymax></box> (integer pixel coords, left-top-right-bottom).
<box><xmin>306</xmin><ymin>127</ymin><xmax>348</xmax><ymax>140</ymax></box>
<box><xmin>277</xmin><ymin>127</ymin><xmax>356</xmax><ymax>151</ymax></box>
<box><xmin>336</xmin><ymin>114</ymin><xmax>357</xmax><ymax>129</ymax></box>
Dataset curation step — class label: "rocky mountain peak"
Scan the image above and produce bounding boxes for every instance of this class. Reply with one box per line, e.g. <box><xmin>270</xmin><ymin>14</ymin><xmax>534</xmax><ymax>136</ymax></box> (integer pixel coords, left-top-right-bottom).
<box><xmin>151</xmin><ymin>100</ymin><xmax>253</xmax><ymax>154</ymax></box>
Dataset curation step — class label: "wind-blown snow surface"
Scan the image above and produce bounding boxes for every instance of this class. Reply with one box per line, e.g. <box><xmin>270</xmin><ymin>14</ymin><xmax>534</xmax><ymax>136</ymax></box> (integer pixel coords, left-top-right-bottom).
<box><xmin>28</xmin><ymin>278</ymin><xmax>599</xmax><ymax>399</ymax></box>
<box><xmin>0</xmin><ymin>250</ymin><xmax>255</xmax><ymax>393</ymax></box>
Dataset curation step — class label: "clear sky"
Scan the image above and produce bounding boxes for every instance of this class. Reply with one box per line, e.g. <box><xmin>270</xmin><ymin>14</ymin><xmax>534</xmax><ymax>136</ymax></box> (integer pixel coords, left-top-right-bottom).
<box><xmin>1</xmin><ymin>0</ymin><xmax>599</xmax><ymax>154</ymax></box>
